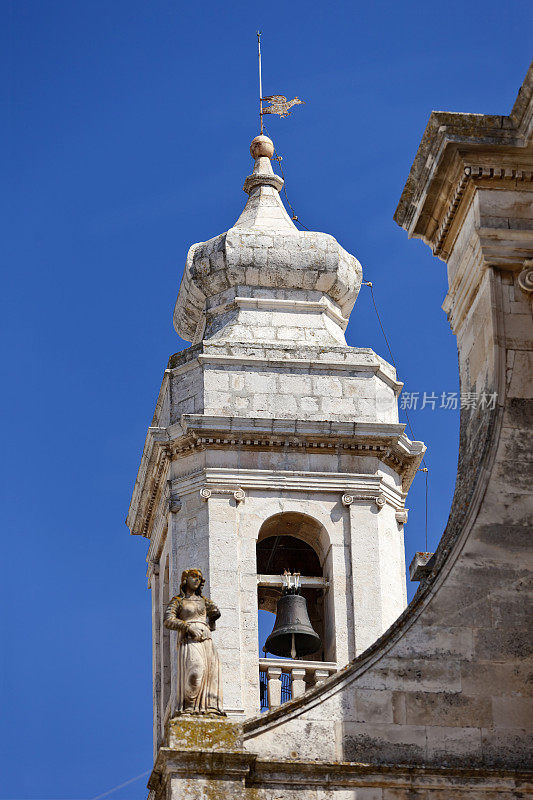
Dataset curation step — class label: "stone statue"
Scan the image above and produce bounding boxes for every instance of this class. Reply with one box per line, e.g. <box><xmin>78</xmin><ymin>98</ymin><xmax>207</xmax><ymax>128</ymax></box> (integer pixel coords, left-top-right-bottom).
<box><xmin>164</xmin><ymin>568</ymin><xmax>224</xmax><ymax>715</ymax></box>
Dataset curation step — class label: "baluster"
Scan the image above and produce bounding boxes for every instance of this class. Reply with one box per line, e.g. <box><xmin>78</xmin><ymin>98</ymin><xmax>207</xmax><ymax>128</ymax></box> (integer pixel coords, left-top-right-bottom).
<box><xmin>291</xmin><ymin>667</ymin><xmax>307</xmax><ymax>699</ymax></box>
<box><xmin>266</xmin><ymin>666</ymin><xmax>282</xmax><ymax>709</ymax></box>
<box><xmin>313</xmin><ymin>668</ymin><xmax>330</xmax><ymax>688</ymax></box>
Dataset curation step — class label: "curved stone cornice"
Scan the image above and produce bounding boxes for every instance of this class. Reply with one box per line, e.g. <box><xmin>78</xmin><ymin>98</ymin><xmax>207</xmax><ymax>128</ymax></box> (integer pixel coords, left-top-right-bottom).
<box><xmin>394</xmin><ymin>64</ymin><xmax>533</xmax><ymax>255</ymax></box>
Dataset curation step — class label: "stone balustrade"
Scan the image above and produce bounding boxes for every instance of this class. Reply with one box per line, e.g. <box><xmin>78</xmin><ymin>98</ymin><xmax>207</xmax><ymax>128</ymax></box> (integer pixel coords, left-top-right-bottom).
<box><xmin>259</xmin><ymin>658</ymin><xmax>337</xmax><ymax>711</ymax></box>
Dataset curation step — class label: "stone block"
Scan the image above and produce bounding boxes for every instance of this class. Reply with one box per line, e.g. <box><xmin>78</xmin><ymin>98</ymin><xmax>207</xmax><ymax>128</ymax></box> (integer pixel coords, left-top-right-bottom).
<box><xmin>300</xmin><ymin>396</ymin><xmax>320</xmax><ymax>413</ymax></box>
<box><xmin>205</xmin><ymin>370</ymin><xmax>230</xmax><ymax>392</ymax></box>
<box><xmin>342</xmin><ymin>722</ymin><xmax>427</xmax><ymax>764</ymax></box>
<box><xmin>490</xmin><ymin>592</ymin><xmax>531</xmax><ymax>629</ymax></box>
<box><xmin>507</xmin><ymin>351</ymin><xmax>533</xmax><ymax>399</ymax></box>
<box><xmin>474</xmin><ymin>628</ymin><xmax>532</xmax><ymax>661</ymax></box>
<box><xmin>392</xmin><ymin>626</ymin><xmax>474</xmax><ymax>660</ymax></box>
<box><xmin>460</xmin><ymin>660</ymin><xmax>533</xmax><ymax>697</ymax></box>
<box><xmin>491</xmin><ymin>696</ymin><xmax>533</xmax><ymax>729</ymax></box>
<box><xmin>409</xmin><ymin>552</ymin><xmax>435</xmax><ymax>581</ymax></box>
<box><xmin>481</xmin><ymin>727</ymin><xmax>533</xmax><ymax>769</ymax></box>
<box><xmin>167</xmin><ymin>715</ymin><xmax>242</xmax><ymax>751</ymax></box>
<box><xmin>421</xmin><ymin>582</ymin><xmax>493</xmax><ymax>628</ymax></box>
<box><xmin>355</xmin><ymin>658</ymin><xmax>462</xmax><ymax>693</ymax></box>
<box><xmin>314</xmin><ymin>375</ymin><xmax>343</xmax><ymax>397</ymax></box>
<box><xmin>404</xmin><ymin>691</ymin><xmax>492</xmax><ymax>727</ymax></box>
<box><xmin>353</xmin><ymin>690</ymin><xmax>395</xmax><ymax>724</ymax></box>
<box><xmin>425</xmin><ymin>725</ymin><xmax>482</xmax><ymax>767</ymax></box>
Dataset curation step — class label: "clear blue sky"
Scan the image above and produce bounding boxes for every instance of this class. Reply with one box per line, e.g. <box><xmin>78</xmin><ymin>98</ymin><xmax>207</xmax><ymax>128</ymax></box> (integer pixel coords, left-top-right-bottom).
<box><xmin>1</xmin><ymin>1</ymin><xmax>531</xmax><ymax>798</ymax></box>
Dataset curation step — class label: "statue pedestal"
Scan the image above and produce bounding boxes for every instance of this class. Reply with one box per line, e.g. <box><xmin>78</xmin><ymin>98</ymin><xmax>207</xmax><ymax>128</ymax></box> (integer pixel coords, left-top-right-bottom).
<box><xmin>148</xmin><ymin>716</ymin><xmax>255</xmax><ymax>800</ymax></box>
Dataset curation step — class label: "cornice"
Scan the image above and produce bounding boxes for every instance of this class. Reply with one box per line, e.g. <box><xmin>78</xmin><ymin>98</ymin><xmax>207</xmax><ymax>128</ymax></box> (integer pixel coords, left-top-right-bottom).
<box><xmin>248</xmin><ymin>758</ymin><xmax>532</xmax><ymax>791</ymax></box>
<box><xmin>127</xmin><ymin>415</ymin><xmax>424</xmax><ymax>537</ymax></box>
<box><xmin>435</xmin><ymin>162</ymin><xmax>533</xmax><ymax>260</ymax></box>
<box><xmin>233</xmin><ymin>295</ymin><xmax>349</xmax><ymax>330</ymax></box>
<box><xmin>164</xmin><ymin>343</ymin><xmax>402</xmax><ymax>394</ymax></box>
<box><xmin>394</xmin><ymin>62</ymin><xmax>533</xmax><ymax>249</ymax></box>
<box><xmin>149</xmin><ymin>748</ymin><xmax>531</xmax><ymax>794</ymax></box>
<box><xmin>169</xmin><ymin>467</ymin><xmax>406</xmax><ymax>511</ymax></box>
<box><xmin>149</xmin><ymin>747</ymin><xmax>255</xmax><ymax>790</ymax></box>
<box><xmin>126</xmin><ymin>424</ymin><xmax>173</xmax><ymax>538</ymax></box>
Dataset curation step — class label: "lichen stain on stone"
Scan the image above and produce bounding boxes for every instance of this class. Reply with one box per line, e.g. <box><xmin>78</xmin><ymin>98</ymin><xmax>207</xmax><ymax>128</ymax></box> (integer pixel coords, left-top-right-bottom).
<box><xmin>168</xmin><ymin>715</ymin><xmax>242</xmax><ymax>752</ymax></box>
<box><xmin>198</xmin><ymin>779</ymin><xmax>240</xmax><ymax>800</ymax></box>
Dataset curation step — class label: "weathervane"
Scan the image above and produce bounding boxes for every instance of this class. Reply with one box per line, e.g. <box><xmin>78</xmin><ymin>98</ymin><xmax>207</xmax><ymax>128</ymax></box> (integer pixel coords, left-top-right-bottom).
<box><xmin>257</xmin><ymin>32</ymin><xmax>304</xmax><ymax>134</ymax></box>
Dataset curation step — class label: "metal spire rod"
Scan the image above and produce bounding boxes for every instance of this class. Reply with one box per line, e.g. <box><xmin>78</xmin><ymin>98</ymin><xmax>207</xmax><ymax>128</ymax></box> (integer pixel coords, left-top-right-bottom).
<box><xmin>257</xmin><ymin>31</ymin><xmax>263</xmax><ymax>134</ymax></box>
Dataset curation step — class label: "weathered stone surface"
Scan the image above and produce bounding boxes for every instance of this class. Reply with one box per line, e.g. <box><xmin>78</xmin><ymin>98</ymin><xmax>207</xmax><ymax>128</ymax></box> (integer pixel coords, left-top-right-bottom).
<box><xmin>409</xmin><ymin>551</ymin><xmax>435</xmax><ymax>581</ymax></box>
<box><xmin>173</xmin><ymin>147</ymin><xmax>362</xmax><ymax>344</ymax></box>
<box><xmin>137</xmin><ymin>66</ymin><xmax>532</xmax><ymax>799</ymax></box>
<box><xmin>167</xmin><ymin>715</ymin><xmax>242</xmax><ymax>751</ymax></box>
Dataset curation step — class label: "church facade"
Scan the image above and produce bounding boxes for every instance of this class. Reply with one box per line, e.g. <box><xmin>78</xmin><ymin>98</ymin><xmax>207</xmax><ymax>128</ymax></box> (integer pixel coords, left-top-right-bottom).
<box><xmin>128</xmin><ymin>63</ymin><xmax>533</xmax><ymax>798</ymax></box>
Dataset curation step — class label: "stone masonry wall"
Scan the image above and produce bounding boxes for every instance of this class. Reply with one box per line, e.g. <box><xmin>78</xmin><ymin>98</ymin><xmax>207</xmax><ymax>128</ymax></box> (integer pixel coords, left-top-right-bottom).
<box><xmin>163</xmin><ymin>343</ymin><xmax>400</xmax><ymax>424</ymax></box>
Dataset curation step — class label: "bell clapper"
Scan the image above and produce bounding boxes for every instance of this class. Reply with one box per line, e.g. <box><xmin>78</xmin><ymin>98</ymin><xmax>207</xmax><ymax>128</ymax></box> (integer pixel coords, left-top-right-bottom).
<box><xmin>291</xmin><ymin>633</ymin><xmax>297</xmax><ymax>660</ymax></box>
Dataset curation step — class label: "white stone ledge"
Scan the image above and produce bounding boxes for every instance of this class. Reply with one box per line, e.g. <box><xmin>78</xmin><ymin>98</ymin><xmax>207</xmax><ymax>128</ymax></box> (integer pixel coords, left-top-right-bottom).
<box><xmin>180</xmin><ymin>414</ymin><xmax>409</xmax><ymax>440</ymax></box>
<box><xmin>259</xmin><ymin>658</ymin><xmax>337</xmax><ymax>672</ymax></box>
<box><xmin>168</xmin><ymin>340</ymin><xmax>397</xmax><ymax>369</ymax></box>
<box><xmin>233</xmin><ymin>296</ymin><xmax>349</xmax><ymax>329</ymax></box>
<box><xmin>193</xmin><ymin>354</ymin><xmax>402</xmax><ymax>393</ymax></box>
<box><xmin>257</xmin><ymin>575</ymin><xmax>329</xmax><ymax>589</ymax></box>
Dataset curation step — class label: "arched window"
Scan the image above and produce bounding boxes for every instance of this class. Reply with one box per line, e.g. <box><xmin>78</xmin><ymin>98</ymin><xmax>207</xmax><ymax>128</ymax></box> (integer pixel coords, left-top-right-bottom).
<box><xmin>256</xmin><ymin>512</ymin><xmax>329</xmax><ymax>662</ymax></box>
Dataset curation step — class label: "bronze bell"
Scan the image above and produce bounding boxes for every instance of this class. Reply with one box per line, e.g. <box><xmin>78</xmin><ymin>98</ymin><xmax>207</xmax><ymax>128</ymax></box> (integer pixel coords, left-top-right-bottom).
<box><xmin>265</xmin><ymin>592</ymin><xmax>322</xmax><ymax>658</ymax></box>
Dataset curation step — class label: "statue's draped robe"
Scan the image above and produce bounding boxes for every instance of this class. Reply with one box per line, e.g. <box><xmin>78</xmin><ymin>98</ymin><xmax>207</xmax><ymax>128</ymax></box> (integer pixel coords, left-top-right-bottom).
<box><xmin>164</xmin><ymin>594</ymin><xmax>223</xmax><ymax>714</ymax></box>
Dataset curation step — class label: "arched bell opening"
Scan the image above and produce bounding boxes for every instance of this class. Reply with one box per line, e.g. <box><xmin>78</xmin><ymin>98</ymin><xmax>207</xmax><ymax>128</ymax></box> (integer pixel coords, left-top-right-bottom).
<box><xmin>256</xmin><ymin>512</ymin><xmax>330</xmax><ymax>662</ymax></box>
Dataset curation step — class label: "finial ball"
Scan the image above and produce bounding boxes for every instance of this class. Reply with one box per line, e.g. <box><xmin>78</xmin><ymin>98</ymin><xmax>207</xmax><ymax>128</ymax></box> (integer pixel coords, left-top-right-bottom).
<box><xmin>250</xmin><ymin>135</ymin><xmax>274</xmax><ymax>159</ymax></box>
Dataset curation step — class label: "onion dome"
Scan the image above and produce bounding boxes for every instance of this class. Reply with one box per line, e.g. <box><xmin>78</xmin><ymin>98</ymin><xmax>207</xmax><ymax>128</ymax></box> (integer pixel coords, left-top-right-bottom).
<box><xmin>173</xmin><ymin>135</ymin><xmax>362</xmax><ymax>345</ymax></box>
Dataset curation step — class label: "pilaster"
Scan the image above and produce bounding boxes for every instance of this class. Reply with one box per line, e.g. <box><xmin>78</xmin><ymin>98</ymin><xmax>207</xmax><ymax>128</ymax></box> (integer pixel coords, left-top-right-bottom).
<box><xmin>204</xmin><ymin>492</ymin><xmax>245</xmax><ymax>716</ymax></box>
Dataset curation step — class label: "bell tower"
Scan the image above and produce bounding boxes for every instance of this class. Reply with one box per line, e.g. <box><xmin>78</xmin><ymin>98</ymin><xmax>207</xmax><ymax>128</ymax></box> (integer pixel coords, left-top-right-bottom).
<box><xmin>127</xmin><ymin>134</ymin><xmax>425</xmax><ymax>752</ymax></box>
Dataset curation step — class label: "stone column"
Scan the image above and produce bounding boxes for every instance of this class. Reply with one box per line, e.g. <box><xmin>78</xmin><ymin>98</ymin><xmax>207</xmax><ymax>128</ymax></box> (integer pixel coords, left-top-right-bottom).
<box><xmin>159</xmin><ymin>551</ymin><xmax>171</xmax><ymax>730</ymax></box>
<box><xmin>232</xmin><ymin>497</ymin><xmax>261</xmax><ymax>717</ymax></box>
<box><xmin>325</xmin><ymin>540</ymin><xmax>352</xmax><ymax>664</ymax></box>
<box><xmin>376</xmin><ymin>503</ymin><xmax>409</xmax><ymax>631</ymax></box>
<box><xmin>205</xmin><ymin>493</ymin><xmax>244</xmax><ymax>716</ymax></box>
<box><xmin>168</xmin><ymin>508</ymin><xmax>184</xmax><ymax>717</ymax></box>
